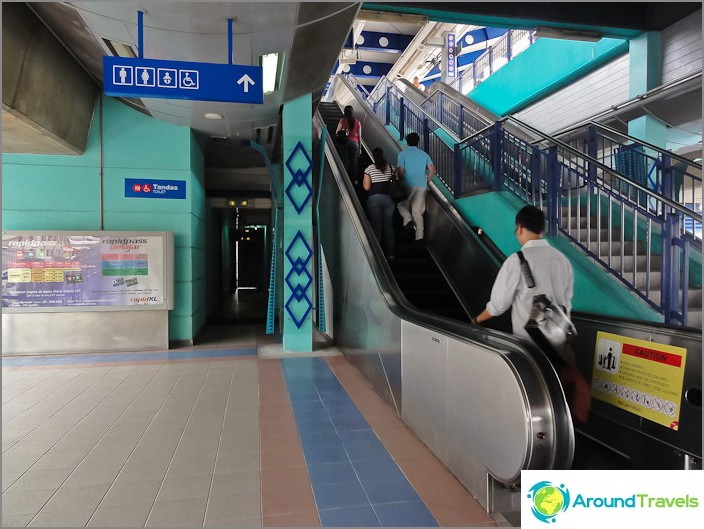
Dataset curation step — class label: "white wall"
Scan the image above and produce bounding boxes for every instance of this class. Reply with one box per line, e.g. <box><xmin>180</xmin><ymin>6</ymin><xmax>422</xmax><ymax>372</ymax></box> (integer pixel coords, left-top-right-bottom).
<box><xmin>513</xmin><ymin>9</ymin><xmax>702</xmax><ymax>134</ymax></box>
<box><xmin>662</xmin><ymin>9</ymin><xmax>702</xmax><ymax>84</ymax></box>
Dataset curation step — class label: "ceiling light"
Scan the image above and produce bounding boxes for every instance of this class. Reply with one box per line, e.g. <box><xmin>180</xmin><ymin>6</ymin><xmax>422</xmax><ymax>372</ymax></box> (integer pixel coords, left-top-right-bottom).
<box><xmin>534</xmin><ymin>27</ymin><xmax>602</xmax><ymax>42</ymax></box>
<box><xmin>358</xmin><ymin>9</ymin><xmax>428</xmax><ymax>26</ymax></box>
<box><xmin>260</xmin><ymin>52</ymin><xmax>284</xmax><ymax>94</ymax></box>
<box><xmin>102</xmin><ymin>38</ymin><xmax>137</xmax><ymax>58</ymax></box>
<box><xmin>205</xmin><ymin>113</ymin><xmax>223</xmax><ymax>120</ymax></box>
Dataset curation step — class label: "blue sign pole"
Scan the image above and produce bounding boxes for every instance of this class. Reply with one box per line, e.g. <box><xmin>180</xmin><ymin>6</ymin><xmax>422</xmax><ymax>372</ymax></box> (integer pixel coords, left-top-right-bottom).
<box><xmin>103</xmin><ymin>56</ymin><xmax>263</xmax><ymax>104</ymax></box>
<box><xmin>227</xmin><ymin>18</ymin><xmax>233</xmax><ymax>65</ymax></box>
<box><xmin>137</xmin><ymin>11</ymin><xmax>144</xmax><ymax>59</ymax></box>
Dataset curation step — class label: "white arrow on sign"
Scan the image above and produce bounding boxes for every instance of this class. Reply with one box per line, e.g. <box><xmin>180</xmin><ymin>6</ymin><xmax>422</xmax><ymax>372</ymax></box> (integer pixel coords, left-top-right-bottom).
<box><xmin>237</xmin><ymin>74</ymin><xmax>255</xmax><ymax>93</ymax></box>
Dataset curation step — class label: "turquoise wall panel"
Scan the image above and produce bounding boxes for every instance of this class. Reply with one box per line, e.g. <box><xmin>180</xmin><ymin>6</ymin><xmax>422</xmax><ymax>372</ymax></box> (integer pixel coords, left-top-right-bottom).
<box><xmin>102</xmin><ymin>98</ymin><xmax>190</xmax><ymax>170</ymax></box>
<box><xmin>1</xmin><ymin>211</ymin><xmax>100</xmax><ymax>231</ymax></box>
<box><xmin>172</xmin><ymin>280</ymin><xmax>193</xmax><ymax>317</ymax></box>
<box><xmin>2</xmin><ymin>165</ymin><xmax>100</xmax><ymax>212</ymax></box>
<box><xmin>468</xmin><ymin>38</ymin><xmax>628</xmax><ymax>116</ymax></box>
<box><xmin>169</xmin><ymin>315</ymin><xmax>192</xmax><ymax>341</ymax></box>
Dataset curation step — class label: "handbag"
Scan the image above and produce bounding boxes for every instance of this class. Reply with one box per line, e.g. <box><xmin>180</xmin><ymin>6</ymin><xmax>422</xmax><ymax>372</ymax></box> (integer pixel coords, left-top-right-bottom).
<box><xmin>517</xmin><ymin>251</ymin><xmax>577</xmax><ymax>363</ymax></box>
<box><xmin>336</xmin><ymin>129</ymin><xmax>349</xmax><ymax>144</ymax></box>
<box><xmin>388</xmin><ymin>173</ymin><xmax>409</xmax><ymax>203</ymax></box>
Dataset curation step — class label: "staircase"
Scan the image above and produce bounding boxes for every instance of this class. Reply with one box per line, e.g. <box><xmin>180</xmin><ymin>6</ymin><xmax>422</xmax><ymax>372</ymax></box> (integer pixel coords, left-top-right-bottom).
<box><xmin>318</xmin><ymin>101</ymin><xmax>468</xmax><ymax>323</ymax></box>
<box><xmin>562</xmin><ymin>200</ymin><xmax>702</xmax><ymax>328</ymax></box>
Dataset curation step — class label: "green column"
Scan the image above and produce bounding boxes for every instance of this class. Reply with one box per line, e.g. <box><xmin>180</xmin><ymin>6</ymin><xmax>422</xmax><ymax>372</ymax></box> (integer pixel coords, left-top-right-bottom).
<box><xmin>282</xmin><ymin>93</ymin><xmax>313</xmax><ymax>352</ymax></box>
<box><xmin>628</xmin><ymin>32</ymin><xmax>667</xmax><ymax>149</ymax></box>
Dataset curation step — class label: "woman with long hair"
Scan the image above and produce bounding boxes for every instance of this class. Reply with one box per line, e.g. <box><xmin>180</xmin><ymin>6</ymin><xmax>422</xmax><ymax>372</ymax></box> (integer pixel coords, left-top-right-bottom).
<box><xmin>363</xmin><ymin>147</ymin><xmax>396</xmax><ymax>260</ymax></box>
<box><xmin>336</xmin><ymin>105</ymin><xmax>362</xmax><ymax>182</ymax></box>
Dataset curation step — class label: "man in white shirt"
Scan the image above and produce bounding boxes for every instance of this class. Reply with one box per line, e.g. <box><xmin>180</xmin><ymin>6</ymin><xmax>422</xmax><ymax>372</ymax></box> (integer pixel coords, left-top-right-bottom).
<box><xmin>472</xmin><ymin>205</ymin><xmax>590</xmax><ymax>423</ymax></box>
<box><xmin>472</xmin><ymin>205</ymin><xmax>573</xmax><ymax>341</ymax></box>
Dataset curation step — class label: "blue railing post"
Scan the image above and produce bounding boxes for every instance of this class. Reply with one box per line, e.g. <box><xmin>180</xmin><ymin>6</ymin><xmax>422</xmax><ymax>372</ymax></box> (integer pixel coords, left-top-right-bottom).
<box><xmin>453</xmin><ymin>143</ymin><xmax>463</xmax><ymax>198</ymax></box>
<box><xmin>488</xmin><ymin>47</ymin><xmax>494</xmax><ymax>76</ymax></box>
<box><xmin>492</xmin><ymin>122</ymin><xmax>504</xmax><ymax>192</ymax></box>
<box><xmin>458</xmin><ymin>108</ymin><xmax>464</xmax><ymax>139</ymax></box>
<box><xmin>546</xmin><ymin>146</ymin><xmax>560</xmax><ymax>237</ymax></box>
<box><xmin>531</xmin><ymin>146</ymin><xmax>542</xmax><ymax>201</ymax></box>
<box><xmin>586</xmin><ymin>125</ymin><xmax>598</xmax><ymax>182</ymax></box>
<box><xmin>422</xmin><ymin>118</ymin><xmax>430</xmax><ymax>151</ymax></box>
<box><xmin>399</xmin><ymin>97</ymin><xmax>406</xmax><ymax>141</ymax></box>
<box><xmin>385</xmin><ymin>86</ymin><xmax>391</xmax><ymax>125</ymax></box>
<box><xmin>661</xmin><ymin>154</ymin><xmax>673</xmax><ymax>202</ymax></box>
<box><xmin>661</xmin><ymin>213</ymin><xmax>681</xmax><ymax>324</ymax></box>
<box><xmin>439</xmin><ymin>93</ymin><xmax>445</xmax><ymax>125</ymax></box>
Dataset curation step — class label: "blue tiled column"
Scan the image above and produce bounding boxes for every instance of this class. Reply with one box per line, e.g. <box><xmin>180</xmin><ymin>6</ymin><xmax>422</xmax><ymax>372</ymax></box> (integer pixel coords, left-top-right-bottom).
<box><xmin>282</xmin><ymin>93</ymin><xmax>313</xmax><ymax>352</ymax></box>
<box><xmin>628</xmin><ymin>32</ymin><xmax>667</xmax><ymax>149</ymax></box>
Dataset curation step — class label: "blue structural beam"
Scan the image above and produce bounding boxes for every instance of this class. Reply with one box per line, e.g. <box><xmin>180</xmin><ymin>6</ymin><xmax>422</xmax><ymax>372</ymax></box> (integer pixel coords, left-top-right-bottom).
<box><xmin>343</xmin><ymin>62</ymin><xmax>392</xmax><ymax>77</ymax></box>
<box><xmin>343</xmin><ymin>30</ymin><xmax>415</xmax><ymax>52</ymax></box>
<box><xmin>459</xmin><ymin>27</ymin><xmax>507</xmax><ymax>47</ymax></box>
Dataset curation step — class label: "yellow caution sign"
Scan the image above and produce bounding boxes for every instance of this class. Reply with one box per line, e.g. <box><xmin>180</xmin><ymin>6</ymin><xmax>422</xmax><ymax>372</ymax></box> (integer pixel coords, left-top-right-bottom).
<box><xmin>591</xmin><ymin>331</ymin><xmax>687</xmax><ymax>430</ymax></box>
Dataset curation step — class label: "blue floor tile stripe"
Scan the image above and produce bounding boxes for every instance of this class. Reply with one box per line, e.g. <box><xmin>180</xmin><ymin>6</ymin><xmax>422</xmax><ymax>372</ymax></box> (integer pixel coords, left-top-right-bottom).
<box><xmin>281</xmin><ymin>357</ymin><xmax>438</xmax><ymax>528</ymax></box>
<box><xmin>2</xmin><ymin>347</ymin><xmax>257</xmax><ymax>367</ymax></box>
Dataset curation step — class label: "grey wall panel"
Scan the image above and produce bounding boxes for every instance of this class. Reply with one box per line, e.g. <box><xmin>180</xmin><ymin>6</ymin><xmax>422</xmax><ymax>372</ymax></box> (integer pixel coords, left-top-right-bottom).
<box><xmin>662</xmin><ymin>10</ymin><xmax>702</xmax><ymax>84</ymax></box>
<box><xmin>513</xmin><ymin>55</ymin><xmax>630</xmax><ymax>134</ymax></box>
<box><xmin>2</xmin><ymin>311</ymin><xmax>169</xmax><ymax>355</ymax></box>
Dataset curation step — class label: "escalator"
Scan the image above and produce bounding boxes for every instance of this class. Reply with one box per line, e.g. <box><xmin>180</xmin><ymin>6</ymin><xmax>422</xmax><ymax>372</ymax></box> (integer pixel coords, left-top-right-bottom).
<box><xmin>318</xmin><ymin>75</ymin><xmax>701</xmax><ymax>521</ymax></box>
<box><xmin>318</xmin><ymin>101</ymin><xmax>468</xmax><ymax>322</ymax></box>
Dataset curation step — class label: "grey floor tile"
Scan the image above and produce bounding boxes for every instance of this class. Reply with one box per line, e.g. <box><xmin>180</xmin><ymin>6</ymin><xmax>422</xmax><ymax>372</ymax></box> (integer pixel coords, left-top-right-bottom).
<box><xmin>165</xmin><ymin>456</ymin><xmax>217</xmax><ymax>477</ymax></box>
<box><xmin>204</xmin><ymin>514</ymin><xmax>262</xmax><ymax>527</ymax></box>
<box><xmin>100</xmin><ymin>478</ymin><xmax>162</xmax><ymax>507</ymax></box>
<box><xmin>1</xmin><ymin>453</ymin><xmax>43</xmax><ymax>475</ymax></box>
<box><xmin>2</xmin><ymin>472</ymin><xmax>22</xmax><ymax>493</ymax></box>
<box><xmin>61</xmin><ymin>465</ymin><xmax>120</xmax><ymax>487</ymax></box>
<box><xmin>1</xmin><ymin>488</ymin><xmax>56</xmax><ymax>516</ymax></box>
<box><xmin>206</xmin><ymin>491</ymin><xmax>261</xmax><ymax>519</ymax></box>
<box><xmin>214</xmin><ymin>451</ymin><xmax>261</xmax><ymax>474</ymax></box>
<box><xmin>31</xmin><ymin>450</ymin><xmax>86</xmax><ymax>471</ymax></box>
<box><xmin>27</xmin><ymin>510</ymin><xmax>93</xmax><ymax>527</ymax></box>
<box><xmin>87</xmin><ymin>503</ymin><xmax>153</xmax><ymax>527</ymax></box>
<box><xmin>210</xmin><ymin>471</ymin><xmax>260</xmax><ymax>496</ymax></box>
<box><xmin>118</xmin><ymin>459</ymin><xmax>171</xmax><ymax>483</ymax></box>
<box><xmin>156</xmin><ymin>474</ymin><xmax>212</xmax><ymax>501</ymax></box>
<box><xmin>145</xmin><ymin>498</ymin><xmax>208</xmax><ymax>527</ymax></box>
<box><xmin>40</xmin><ymin>484</ymin><xmax>110</xmax><ymax>513</ymax></box>
<box><xmin>5</xmin><ymin>468</ymin><xmax>72</xmax><ymax>493</ymax></box>
<box><xmin>1</xmin><ymin>512</ymin><xmax>34</xmax><ymax>527</ymax></box>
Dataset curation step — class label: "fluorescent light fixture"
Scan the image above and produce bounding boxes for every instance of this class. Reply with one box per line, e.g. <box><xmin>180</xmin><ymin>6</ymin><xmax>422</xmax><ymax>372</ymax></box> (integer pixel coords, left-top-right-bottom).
<box><xmin>534</xmin><ymin>27</ymin><xmax>602</xmax><ymax>42</ymax></box>
<box><xmin>205</xmin><ymin>113</ymin><xmax>223</xmax><ymax>120</ymax></box>
<box><xmin>102</xmin><ymin>38</ymin><xmax>137</xmax><ymax>58</ymax></box>
<box><xmin>358</xmin><ymin>9</ymin><xmax>427</xmax><ymax>26</ymax></box>
<box><xmin>260</xmin><ymin>52</ymin><xmax>284</xmax><ymax>94</ymax></box>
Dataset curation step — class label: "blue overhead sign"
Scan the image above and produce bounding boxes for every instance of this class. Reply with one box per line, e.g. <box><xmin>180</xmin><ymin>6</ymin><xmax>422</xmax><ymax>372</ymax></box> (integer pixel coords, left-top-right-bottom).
<box><xmin>103</xmin><ymin>56</ymin><xmax>263</xmax><ymax>104</ymax></box>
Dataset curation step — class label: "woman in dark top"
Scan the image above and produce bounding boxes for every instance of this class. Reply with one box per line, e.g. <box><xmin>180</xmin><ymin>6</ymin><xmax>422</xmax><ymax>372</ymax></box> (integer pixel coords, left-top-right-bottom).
<box><xmin>336</xmin><ymin>105</ymin><xmax>362</xmax><ymax>182</ymax></box>
<box><xmin>363</xmin><ymin>147</ymin><xmax>396</xmax><ymax>260</ymax></box>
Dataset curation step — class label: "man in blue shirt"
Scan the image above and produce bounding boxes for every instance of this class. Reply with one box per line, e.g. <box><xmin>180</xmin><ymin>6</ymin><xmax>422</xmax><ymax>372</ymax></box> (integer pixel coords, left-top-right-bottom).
<box><xmin>396</xmin><ymin>133</ymin><xmax>435</xmax><ymax>241</ymax></box>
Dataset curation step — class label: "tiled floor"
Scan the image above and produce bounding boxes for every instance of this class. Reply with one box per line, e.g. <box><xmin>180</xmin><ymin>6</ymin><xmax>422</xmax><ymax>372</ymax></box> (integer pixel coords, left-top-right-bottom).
<box><xmin>2</xmin><ymin>324</ymin><xmax>498</xmax><ymax>527</ymax></box>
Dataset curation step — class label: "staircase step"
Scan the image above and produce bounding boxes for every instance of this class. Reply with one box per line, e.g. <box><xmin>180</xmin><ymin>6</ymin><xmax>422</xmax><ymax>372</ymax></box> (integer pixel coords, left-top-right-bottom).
<box><xmin>602</xmin><ymin>254</ymin><xmax>663</xmax><ymax>272</ymax></box>
<box><xmin>647</xmin><ymin>289</ymin><xmax>702</xmax><ymax>309</ymax></box>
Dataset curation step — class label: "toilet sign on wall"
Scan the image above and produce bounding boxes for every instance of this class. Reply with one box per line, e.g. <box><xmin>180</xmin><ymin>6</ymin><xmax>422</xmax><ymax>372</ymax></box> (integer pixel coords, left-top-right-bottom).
<box><xmin>103</xmin><ymin>56</ymin><xmax>263</xmax><ymax>104</ymax></box>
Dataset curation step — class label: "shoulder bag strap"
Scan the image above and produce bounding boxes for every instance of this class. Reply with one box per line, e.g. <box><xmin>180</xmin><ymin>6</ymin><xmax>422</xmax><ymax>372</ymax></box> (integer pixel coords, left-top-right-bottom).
<box><xmin>516</xmin><ymin>251</ymin><xmax>536</xmax><ymax>288</ymax></box>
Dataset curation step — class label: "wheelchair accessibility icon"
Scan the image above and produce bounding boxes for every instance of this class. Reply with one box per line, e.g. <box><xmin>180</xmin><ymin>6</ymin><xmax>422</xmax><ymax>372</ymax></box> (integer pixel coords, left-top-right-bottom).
<box><xmin>179</xmin><ymin>70</ymin><xmax>199</xmax><ymax>89</ymax></box>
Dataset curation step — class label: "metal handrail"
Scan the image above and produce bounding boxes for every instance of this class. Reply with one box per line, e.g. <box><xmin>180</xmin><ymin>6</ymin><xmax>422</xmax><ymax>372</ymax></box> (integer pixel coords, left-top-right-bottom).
<box><xmin>584</xmin><ymin>122</ymin><xmax>703</xmax><ymax>171</ymax></box>
<box><xmin>497</xmin><ymin>115</ymin><xmax>703</xmax><ymax>223</ymax></box>
<box><xmin>346</xmin><ymin>73</ymin><xmax>373</xmax><ymax>99</ymax></box>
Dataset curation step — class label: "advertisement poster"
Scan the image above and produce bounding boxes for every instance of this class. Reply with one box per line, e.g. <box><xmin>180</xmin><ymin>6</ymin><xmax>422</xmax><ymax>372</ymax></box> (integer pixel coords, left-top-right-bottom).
<box><xmin>590</xmin><ymin>331</ymin><xmax>687</xmax><ymax>430</ymax></box>
<box><xmin>2</xmin><ymin>234</ymin><xmax>165</xmax><ymax>309</ymax></box>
